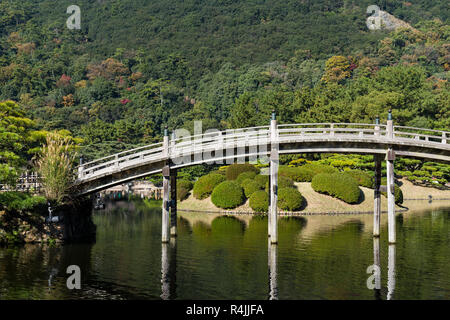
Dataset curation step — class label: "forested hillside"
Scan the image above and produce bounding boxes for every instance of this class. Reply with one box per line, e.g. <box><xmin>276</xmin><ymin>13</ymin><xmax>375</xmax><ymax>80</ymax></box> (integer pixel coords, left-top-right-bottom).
<box><xmin>0</xmin><ymin>0</ymin><xmax>448</xmax><ymax>161</ymax></box>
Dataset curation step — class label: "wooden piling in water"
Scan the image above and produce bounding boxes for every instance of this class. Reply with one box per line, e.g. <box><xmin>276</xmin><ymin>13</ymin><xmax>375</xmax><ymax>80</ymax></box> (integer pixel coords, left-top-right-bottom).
<box><xmin>386</xmin><ymin>110</ymin><xmax>396</xmax><ymax>244</ymax></box>
<box><xmin>386</xmin><ymin>150</ymin><xmax>396</xmax><ymax>244</ymax></box>
<box><xmin>373</xmin><ymin>154</ymin><xmax>382</xmax><ymax>237</ymax></box>
<box><xmin>162</xmin><ymin>127</ymin><xmax>171</xmax><ymax>243</ymax></box>
<box><xmin>269</xmin><ymin>111</ymin><xmax>278</xmax><ymax>244</ymax></box>
<box><xmin>170</xmin><ymin>169</ymin><xmax>177</xmax><ymax>237</ymax></box>
<box><xmin>162</xmin><ymin>165</ymin><xmax>170</xmax><ymax>243</ymax></box>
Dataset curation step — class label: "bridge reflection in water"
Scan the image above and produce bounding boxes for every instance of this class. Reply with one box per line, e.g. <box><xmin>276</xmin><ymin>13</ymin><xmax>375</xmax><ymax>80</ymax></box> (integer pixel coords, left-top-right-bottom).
<box><xmin>161</xmin><ymin>239</ymin><xmax>177</xmax><ymax>300</ymax></box>
<box><xmin>2</xmin><ymin>205</ymin><xmax>448</xmax><ymax>300</ymax></box>
<box><xmin>159</xmin><ymin>235</ymin><xmax>397</xmax><ymax>300</ymax></box>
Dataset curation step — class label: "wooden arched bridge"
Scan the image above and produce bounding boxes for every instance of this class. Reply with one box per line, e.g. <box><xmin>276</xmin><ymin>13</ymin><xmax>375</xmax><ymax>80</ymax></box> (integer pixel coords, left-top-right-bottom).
<box><xmin>73</xmin><ymin>112</ymin><xmax>450</xmax><ymax>245</ymax></box>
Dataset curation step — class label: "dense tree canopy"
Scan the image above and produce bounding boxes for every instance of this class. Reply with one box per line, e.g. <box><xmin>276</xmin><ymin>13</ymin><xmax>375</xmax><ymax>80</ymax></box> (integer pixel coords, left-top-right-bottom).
<box><xmin>0</xmin><ymin>0</ymin><xmax>448</xmax><ymax>166</ymax></box>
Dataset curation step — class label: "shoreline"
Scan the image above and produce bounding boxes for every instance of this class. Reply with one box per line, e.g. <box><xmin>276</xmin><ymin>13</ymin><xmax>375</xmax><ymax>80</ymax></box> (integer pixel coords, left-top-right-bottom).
<box><xmin>177</xmin><ymin>179</ymin><xmax>450</xmax><ymax>216</ymax></box>
<box><xmin>177</xmin><ymin>202</ymin><xmax>450</xmax><ymax>217</ymax></box>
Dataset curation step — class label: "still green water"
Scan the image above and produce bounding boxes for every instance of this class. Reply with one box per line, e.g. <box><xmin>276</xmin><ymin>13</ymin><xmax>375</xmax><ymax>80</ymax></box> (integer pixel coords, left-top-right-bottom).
<box><xmin>0</xmin><ymin>200</ymin><xmax>449</xmax><ymax>300</ymax></box>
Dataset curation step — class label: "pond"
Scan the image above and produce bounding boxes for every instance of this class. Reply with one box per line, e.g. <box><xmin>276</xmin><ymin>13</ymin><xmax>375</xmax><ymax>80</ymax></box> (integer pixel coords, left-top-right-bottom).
<box><xmin>0</xmin><ymin>200</ymin><xmax>449</xmax><ymax>300</ymax></box>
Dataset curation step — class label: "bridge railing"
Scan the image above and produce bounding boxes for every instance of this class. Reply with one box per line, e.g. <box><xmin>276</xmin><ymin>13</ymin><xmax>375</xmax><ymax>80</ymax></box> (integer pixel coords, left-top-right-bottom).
<box><xmin>76</xmin><ymin>123</ymin><xmax>450</xmax><ymax>182</ymax></box>
<box><xmin>78</xmin><ymin>142</ymin><xmax>164</xmax><ymax>179</ymax></box>
<box><xmin>170</xmin><ymin>126</ymin><xmax>271</xmax><ymax>157</ymax></box>
<box><xmin>278</xmin><ymin>123</ymin><xmax>388</xmax><ymax>139</ymax></box>
<box><xmin>394</xmin><ymin>126</ymin><xmax>448</xmax><ymax>144</ymax></box>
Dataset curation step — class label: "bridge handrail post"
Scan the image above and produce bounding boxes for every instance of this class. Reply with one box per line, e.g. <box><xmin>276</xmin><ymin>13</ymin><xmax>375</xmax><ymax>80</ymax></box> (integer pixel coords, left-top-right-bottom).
<box><xmin>78</xmin><ymin>156</ymin><xmax>85</xmax><ymax>179</ymax></box>
<box><xmin>442</xmin><ymin>132</ymin><xmax>447</xmax><ymax>144</ymax></box>
<box><xmin>375</xmin><ymin>116</ymin><xmax>380</xmax><ymax>137</ymax></box>
<box><xmin>171</xmin><ymin>131</ymin><xmax>176</xmax><ymax>156</ymax></box>
<box><xmin>386</xmin><ymin>109</ymin><xmax>394</xmax><ymax>140</ymax></box>
<box><xmin>330</xmin><ymin>124</ymin><xmax>335</xmax><ymax>137</ymax></box>
<box><xmin>163</xmin><ymin>126</ymin><xmax>169</xmax><ymax>158</ymax></box>
<box><xmin>114</xmin><ymin>154</ymin><xmax>119</xmax><ymax>169</ymax></box>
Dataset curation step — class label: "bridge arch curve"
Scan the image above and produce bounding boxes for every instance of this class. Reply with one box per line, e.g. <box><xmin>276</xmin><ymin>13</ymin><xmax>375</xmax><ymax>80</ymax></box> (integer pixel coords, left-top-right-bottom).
<box><xmin>73</xmin><ymin>123</ymin><xmax>450</xmax><ymax>196</ymax></box>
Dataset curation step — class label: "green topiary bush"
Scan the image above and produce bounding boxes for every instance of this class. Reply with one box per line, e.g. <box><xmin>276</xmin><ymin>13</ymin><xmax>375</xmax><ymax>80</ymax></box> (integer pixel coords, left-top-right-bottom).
<box><xmin>243</xmin><ymin>179</ymin><xmax>263</xmax><ymax>197</ymax></box>
<box><xmin>380</xmin><ymin>177</ymin><xmax>403</xmax><ymax>204</ymax></box>
<box><xmin>178</xmin><ymin>179</ymin><xmax>193</xmax><ymax>190</ymax></box>
<box><xmin>279</xmin><ymin>166</ymin><xmax>316</xmax><ymax>182</ymax></box>
<box><xmin>249</xmin><ymin>190</ymin><xmax>269</xmax><ymax>213</ymax></box>
<box><xmin>278</xmin><ymin>176</ymin><xmax>295</xmax><ymax>188</ymax></box>
<box><xmin>278</xmin><ymin>187</ymin><xmax>305</xmax><ymax>211</ymax></box>
<box><xmin>254</xmin><ymin>174</ymin><xmax>269</xmax><ymax>188</ymax></box>
<box><xmin>177</xmin><ymin>179</ymin><xmax>193</xmax><ymax>201</ymax></box>
<box><xmin>211</xmin><ymin>181</ymin><xmax>246</xmax><ymax>209</ymax></box>
<box><xmin>226</xmin><ymin>163</ymin><xmax>260</xmax><ymax>180</ymax></box>
<box><xmin>177</xmin><ymin>188</ymin><xmax>190</xmax><ymax>201</ymax></box>
<box><xmin>311</xmin><ymin>173</ymin><xmax>361</xmax><ymax>204</ymax></box>
<box><xmin>381</xmin><ymin>185</ymin><xmax>404</xmax><ymax>205</ymax></box>
<box><xmin>302</xmin><ymin>163</ymin><xmax>338</xmax><ymax>175</ymax></box>
<box><xmin>236</xmin><ymin>171</ymin><xmax>257</xmax><ymax>185</ymax></box>
<box><xmin>345</xmin><ymin>170</ymin><xmax>374</xmax><ymax>188</ymax></box>
<box><xmin>264</xmin><ymin>175</ymin><xmax>295</xmax><ymax>191</ymax></box>
<box><xmin>193</xmin><ymin>173</ymin><xmax>225</xmax><ymax>199</ymax></box>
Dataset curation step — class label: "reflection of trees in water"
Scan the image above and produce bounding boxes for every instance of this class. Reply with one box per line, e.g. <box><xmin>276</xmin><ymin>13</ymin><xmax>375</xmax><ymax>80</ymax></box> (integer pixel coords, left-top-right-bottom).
<box><xmin>211</xmin><ymin>216</ymin><xmax>245</xmax><ymax>237</ymax></box>
<box><xmin>0</xmin><ymin>243</ymin><xmax>92</xmax><ymax>299</ymax></box>
<box><xmin>1</xmin><ymin>206</ymin><xmax>447</xmax><ymax>300</ymax></box>
<box><xmin>93</xmin><ymin>206</ymin><xmax>162</xmax><ymax>240</ymax></box>
<box><xmin>389</xmin><ymin>209</ymin><xmax>449</xmax><ymax>299</ymax></box>
<box><xmin>277</xmin><ymin>220</ymin><xmax>367</xmax><ymax>299</ymax></box>
<box><xmin>177</xmin><ymin>216</ymin><xmax>191</xmax><ymax>235</ymax></box>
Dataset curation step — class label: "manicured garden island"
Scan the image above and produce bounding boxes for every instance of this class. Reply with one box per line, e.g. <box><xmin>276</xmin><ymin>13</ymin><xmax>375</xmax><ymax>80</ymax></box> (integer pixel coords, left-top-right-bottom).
<box><xmin>176</xmin><ymin>161</ymin><xmax>408</xmax><ymax>214</ymax></box>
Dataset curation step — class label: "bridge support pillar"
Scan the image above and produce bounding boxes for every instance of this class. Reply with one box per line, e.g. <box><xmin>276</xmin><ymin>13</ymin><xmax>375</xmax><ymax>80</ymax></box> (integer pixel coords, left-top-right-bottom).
<box><xmin>373</xmin><ymin>154</ymin><xmax>382</xmax><ymax>237</ymax></box>
<box><xmin>386</xmin><ymin>148</ymin><xmax>396</xmax><ymax>244</ymax></box>
<box><xmin>162</xmin><ymin>165</ymin><xmax>171</xmax><ymax>243</ymax></box>
<box><xmin>269</xmin><ymin>111</ymin><xmax>278</xmax><ymax>244</ymax></box>
<box><xmin>170</xmin><ymin>169</ymin><xmax>177</xmax><ymax>237</ymax></box>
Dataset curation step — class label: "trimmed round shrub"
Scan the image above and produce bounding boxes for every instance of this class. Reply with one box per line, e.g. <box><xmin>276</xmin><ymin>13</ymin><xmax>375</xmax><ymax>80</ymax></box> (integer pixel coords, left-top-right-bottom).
<box><xmin>211</xmin><ymin>181</ymin><xmax>245</xmax><ymax>209</ymax></box>
<box><xmin>311</xmin><ymin>173</ymin><xmax>361</xmax><ymax>204</ymax></box>
<box><xmin>278</xmin><ymin>188</ymin><xmax>305</xmax><ymax>211</ymax></box>
<box><xmin>279</xmin><ymin>176</ymin><xmax>294</xmax><ymax>188</ymax></box>
<box><xmin>279</xmin><ymin>166</ymin><xmax>315</xmax><ymax>182</ymax></box>
<box><xmin>177</xmin><ymin>188</ymin><xmax>190</xmax><ymax>201</ymax></box>
<box><xmin>394</xmin><ymin>186</ymin><xmax>403</xmax><ymax>205</ymax></box>
<box><xmin>177</xmin><ymin>179</ymin><xmax>193</xmax><ymax>201</ymax></box>
<box><xmin>394</xmin><ymin>186</ymin><xmax>403</xmax><ymax>204</ymax></box>
<box><xmin>249</xmin><ymin>191</ymin><xmax>269</xmax><ymax>213</ymax></box>
<box><xmin>243</xmin><ymin>180</ymin><xmax>263</xmax><ymax>198</ymax></box>
<box><xmin>345</xmin><ymin>170</ymin><xmax>374</xmax><ymax>188</ymax></box>
<box><xmin>209</xmin><ymin>170</ymin><xmax>226</xmax><ymax>176</ymax></box>
<box><xmin>254</xmin><ymin>174</ymin><xmax>269</xmax><ymax>188</ymax></box>
<box><xmin>178</xmin><ymin>179</ymin><xmax>193</xmax><ymax>190</ymax></box>
<box><xmin>382</xmin><ymin>185</ymin><xmax>404</xmax><ymax>205</ymax></box>
<box><xmin>193</xmin><ymin>173</ymin><xmax>225</xmax><ymax>199</ymax></box>
<box><xmin>380</xmin><ymin>177</ymin><xmax>403</xmax><ymax>204</ymax></box>
<box><xmin>264</xmin><ymin>175</ymin><xmax>295</xmax><ymax>191</ymax></box>
<box><xmin>302</xmin><ymin>163</ymin><xmax>338</xmax><ymax>175</ymax></box>
<box><xmin>236</xmin><ymin>171</ymin><xmax>257</xmax><ymax>185</ymax></box>
<box><xmin>226</xmin><ymin>163</ymin><xmax>260</xmax><ymax>180</ymax></box>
